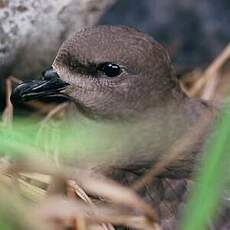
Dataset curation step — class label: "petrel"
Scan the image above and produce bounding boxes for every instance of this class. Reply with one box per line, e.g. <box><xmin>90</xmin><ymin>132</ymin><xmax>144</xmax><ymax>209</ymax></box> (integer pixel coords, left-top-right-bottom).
<box><xmin>11</xmin><ymin>26</ymin><xmax>217</xmax><ymax>229</ymax></box>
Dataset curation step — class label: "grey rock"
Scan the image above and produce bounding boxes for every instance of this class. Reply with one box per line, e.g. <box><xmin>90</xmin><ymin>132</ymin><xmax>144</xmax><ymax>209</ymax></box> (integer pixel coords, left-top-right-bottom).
<box><xmin>0</xmin><ymin>0</ymin><xmax>114</xmax><ymax>79</ymax></box>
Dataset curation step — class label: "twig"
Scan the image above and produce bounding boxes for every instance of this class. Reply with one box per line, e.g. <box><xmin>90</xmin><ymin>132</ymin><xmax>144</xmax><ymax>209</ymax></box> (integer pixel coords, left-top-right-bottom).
<box><xmin>69</xmin><ymin>180</ymin><xmax>115</xmax><ymax>230</ymax></box>
<box><xmin>41</xmin><ymin>102</ymin><xmax>69</xmax><ymax>123</ymax></box>
<box><xmin>201</xmin><ymin>72</ymin><xmax>219</xmax><ymax>101</ymax></box>
<box><xmin>9</xmin><ymin>76</ymin><xmax>23</xmax><ymax>84</ymax></box>
<box><xmin>189</xmin><ymin>43</ymin><xmax>230</xmax><ymax>96</ymax></box>
<box><xmin>131</xmin><ymin>111</ymin><xmax>213</xmax><ymax>191</ymax></box>
<box><xmin>2</xmin><ymin>77</ymin><xmax>14</xmax><ymax>127</ymax></box>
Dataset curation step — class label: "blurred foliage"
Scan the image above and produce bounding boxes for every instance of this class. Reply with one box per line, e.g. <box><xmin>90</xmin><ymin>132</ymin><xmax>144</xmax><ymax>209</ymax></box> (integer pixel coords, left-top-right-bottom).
<box><xmin>0</xmin><ymin>116</ymin><xmax>135</xmax><ymax>170</ymax></box>
<box><xmin>180</xmin><ymin>103</ymin><xmax>230</xmax><ymax>230</ymax></box>
<box><xmin>0</xmin><ymin>187</ymin><xmax>45</xmax><ymax>230</ymax></box>
<box><xmin>0</xmin><ymin>103</ymin><xmax>229</xmax><ymax>229</ymax></box>
<box><xmin>0</xmin><ymin>118</ymin><xmax>117</xmax><ymax>160</ymax></box>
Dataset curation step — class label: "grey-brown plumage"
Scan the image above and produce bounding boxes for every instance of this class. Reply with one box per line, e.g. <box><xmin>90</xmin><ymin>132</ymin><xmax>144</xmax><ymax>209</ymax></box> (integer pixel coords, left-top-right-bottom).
<box><xmin>11</xmin><ymin>26</ymin><xmax>219</xmax><ymax>229</ymax></box>
<box><xmin>51</xmin><ymin>26</ymin><xmax>215</xmax><ymax>229</ymax></box>
<box><xmin>52</xmin><ymin>25</ymin><xmax>212</xmax><ymax>173</ymax></box>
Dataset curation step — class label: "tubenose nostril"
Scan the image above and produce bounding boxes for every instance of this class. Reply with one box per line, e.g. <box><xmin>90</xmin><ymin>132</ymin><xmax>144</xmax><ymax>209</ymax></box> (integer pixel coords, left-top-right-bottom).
<box><xmin>42</xmin><ymin>67</ymin><xmax>60</xmax><ymax>80</ymax></box>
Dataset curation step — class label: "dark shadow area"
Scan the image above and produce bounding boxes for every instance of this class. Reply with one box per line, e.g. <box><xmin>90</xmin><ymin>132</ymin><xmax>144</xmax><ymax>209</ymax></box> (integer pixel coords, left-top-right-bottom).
<box><xmin>99</xmin><ymin>0</ymin><xmax>230</xmax><ymax>69</ymax></box>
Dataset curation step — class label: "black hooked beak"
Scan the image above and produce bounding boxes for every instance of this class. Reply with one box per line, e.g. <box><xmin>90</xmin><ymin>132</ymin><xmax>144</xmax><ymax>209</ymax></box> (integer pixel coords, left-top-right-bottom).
<box><xmin>11</xmin><ymin>67</ymin><xmax>70</xmax><ymax>105</ymax></box>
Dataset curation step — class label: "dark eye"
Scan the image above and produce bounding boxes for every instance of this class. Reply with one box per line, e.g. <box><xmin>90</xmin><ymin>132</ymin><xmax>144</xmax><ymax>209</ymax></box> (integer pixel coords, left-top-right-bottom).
<box><xmin>98</xmin><ymin>62</ymin><xmax>122</xmax><ymax>77</ymax></box>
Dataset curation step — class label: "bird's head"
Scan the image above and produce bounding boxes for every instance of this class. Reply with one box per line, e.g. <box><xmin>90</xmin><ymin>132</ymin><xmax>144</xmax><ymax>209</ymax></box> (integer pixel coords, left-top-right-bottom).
<box><xmin>11</xmin><ymin>26</ymin><xmax>181</xmax><ymax>119</ymax></box>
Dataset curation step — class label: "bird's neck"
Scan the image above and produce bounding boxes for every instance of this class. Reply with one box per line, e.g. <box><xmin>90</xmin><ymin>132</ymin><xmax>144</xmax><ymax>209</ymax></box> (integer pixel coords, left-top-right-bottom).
<box><xmin>66</xmin><ymin>96</ymin><xmax>212</xmax><ymax>172</ymax></box>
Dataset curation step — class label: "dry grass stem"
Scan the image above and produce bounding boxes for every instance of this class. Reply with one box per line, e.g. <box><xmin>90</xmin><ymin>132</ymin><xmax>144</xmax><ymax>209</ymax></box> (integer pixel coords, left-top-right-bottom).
<box><xmin>1</xmin><ymin>44</ymin><xmax>230</xmax><ymax>229</ymax></box>
<box><xmin>2</xmin><ymin>78</ymin><xmax>13</xmax><ymax>127</ymax></box>
<box><xmin>189</xmin><ymin>43</ymin><xmax>230</xmax><ymax>96</ymax></box>
<box><xmin>4</xmin><ymin>158</ymin><xmax>158</xmax><ymax>229</ymax></box>
<box><xmin>131</xmin><ymin>111</ymin><xmax>213</xmax><ymax>191</ymax></box>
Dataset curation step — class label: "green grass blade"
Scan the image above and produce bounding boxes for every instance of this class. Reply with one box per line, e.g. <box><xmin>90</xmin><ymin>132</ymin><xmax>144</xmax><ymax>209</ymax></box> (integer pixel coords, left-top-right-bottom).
<box><xmin>180</xmin><ymin>107</ymin><xmax>230</xmax><ymax>230</ymax></box>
